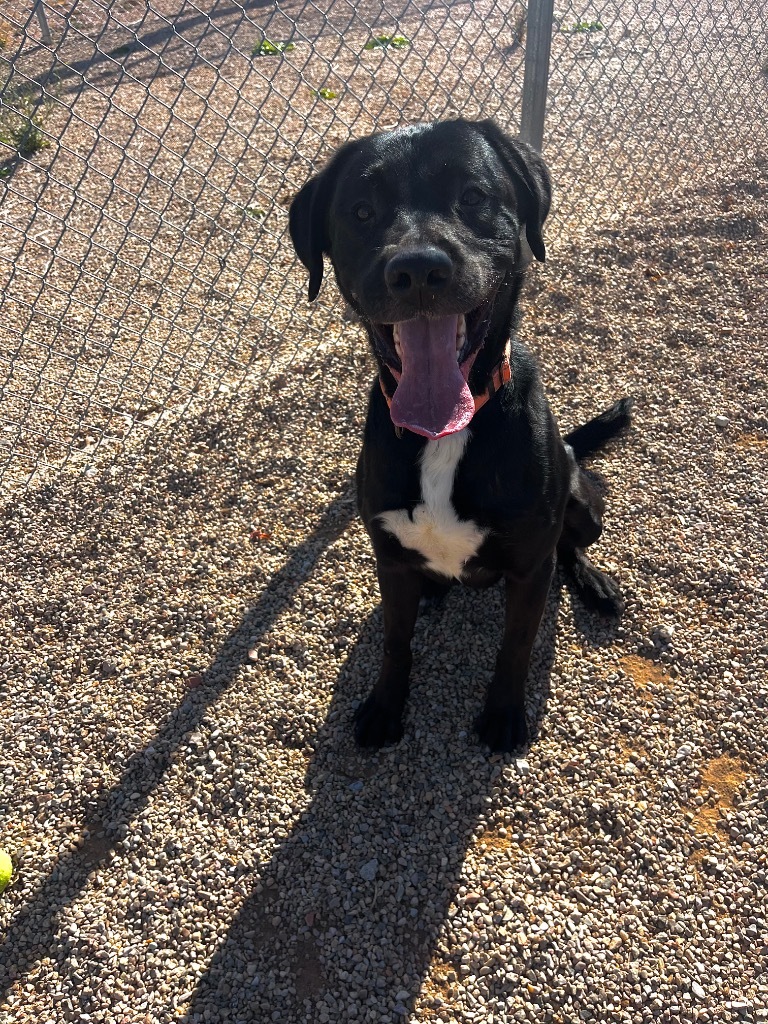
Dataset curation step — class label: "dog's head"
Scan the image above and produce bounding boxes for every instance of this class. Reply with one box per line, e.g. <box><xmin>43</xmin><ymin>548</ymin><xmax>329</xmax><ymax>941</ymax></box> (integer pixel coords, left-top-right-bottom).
<box><xmin>289</xmin><ymin>118</ymin><xmax>551</xmax><ymax>438</ymax></box>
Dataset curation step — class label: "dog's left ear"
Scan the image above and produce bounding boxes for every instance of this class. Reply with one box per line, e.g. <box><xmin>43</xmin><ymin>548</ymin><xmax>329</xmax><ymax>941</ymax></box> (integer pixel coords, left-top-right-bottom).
<box><xmin>477</xmin><ymin>120</ymin><xmax>552</xmax><ymax>262</ymax></box>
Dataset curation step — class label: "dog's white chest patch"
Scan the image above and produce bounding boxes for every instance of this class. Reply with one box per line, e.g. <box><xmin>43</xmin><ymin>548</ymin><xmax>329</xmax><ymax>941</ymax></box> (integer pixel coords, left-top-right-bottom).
<box><xmin>377</xmin><ymin>429</ymin><xmax>486</xmax><ymax>579</ymax></box>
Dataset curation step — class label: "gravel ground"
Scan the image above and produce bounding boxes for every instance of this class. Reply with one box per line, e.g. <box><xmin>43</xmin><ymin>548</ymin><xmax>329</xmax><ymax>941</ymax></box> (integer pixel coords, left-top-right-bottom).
<box><xmin>1</xmin><ymin>153</ymin><xmax>767</xmax><ymax>1023</ymax></box>
<box><xmin>1</xmin><ymin>0</ymin><xmax>768</xmax><ymax>1022</ymax></box>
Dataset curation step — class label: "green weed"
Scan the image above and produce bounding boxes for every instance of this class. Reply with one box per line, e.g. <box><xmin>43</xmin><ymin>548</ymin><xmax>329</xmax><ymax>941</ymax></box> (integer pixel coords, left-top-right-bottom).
<box><xmin>0</xmin><ymin>71</ymin><xmax>52</xmax><ymax>161</ymax></box>
<box><xmin>565</xmin><ymin>19</ymin><xmax>604</xmax><ymax>33</ymax></box>
<box><xmin>363</xmin><ymin>35</ymin><xmax>411</xmax><ymax>51</ymax></box>
<box><xmin>251</xmin><ymin>38</ymin><xmax>295</xmax><ymax>57</ymax></box>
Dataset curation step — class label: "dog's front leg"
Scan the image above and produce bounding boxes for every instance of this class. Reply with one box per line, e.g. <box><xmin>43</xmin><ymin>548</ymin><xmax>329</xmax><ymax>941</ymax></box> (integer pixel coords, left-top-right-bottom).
<box><xmin>354</xmin><ymin>565</ymin><xmax>423</xmax><ymax>747</ymax></box>
<box><xmin>475</xmin><ymin>555</ymin><xmax>555</xmax><ymax>752</ymax></box>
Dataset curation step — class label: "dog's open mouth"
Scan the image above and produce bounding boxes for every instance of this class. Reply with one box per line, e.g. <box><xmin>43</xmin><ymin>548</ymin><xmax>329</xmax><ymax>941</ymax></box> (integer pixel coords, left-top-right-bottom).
<box><xmin>373</xmin><ymin>298</ymin><xmax>495</xmax><ymax>440</ymax></box>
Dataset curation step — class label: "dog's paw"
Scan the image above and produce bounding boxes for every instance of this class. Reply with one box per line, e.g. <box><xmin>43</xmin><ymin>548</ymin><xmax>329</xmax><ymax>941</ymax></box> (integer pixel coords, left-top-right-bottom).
<box><xmin>570</xmin><ymin>558</ymin><xmax>624</xmax><ymax>618</ymax></box>
<box><xmin>354</xmin><ymin>694</ymin><xmax>404</xmax><ymax>748</ymax></box>
<box><xmin>418</xmin><ymin>577</ymin><xmax>452</xmax><ymax>616</ymax></box>
<box><xmin>475</xmin><ymin>704</ymin><xmax>529</xmax><ymax>753</ymax></box>
<box><xmin>582</xmin><ymin>566</ymin><xmax>624</xmax><ymax>617</ymax></box>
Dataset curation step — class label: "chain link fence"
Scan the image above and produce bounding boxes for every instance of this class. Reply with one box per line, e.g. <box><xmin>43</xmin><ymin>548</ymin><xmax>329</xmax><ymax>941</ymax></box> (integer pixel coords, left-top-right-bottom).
<box><xmin>0</xmin><ymin>0</ymin><xmax>766</xmax><ymax>495</ymax></box>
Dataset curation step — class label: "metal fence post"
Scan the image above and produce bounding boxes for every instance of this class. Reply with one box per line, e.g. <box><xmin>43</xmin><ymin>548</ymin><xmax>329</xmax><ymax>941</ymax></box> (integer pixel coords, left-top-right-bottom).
<box><xmin>34</xmin><ymin>1</ymin><xmax>53</xmax><ymax>46</ymax></box>
<box><xmin>519</xmin><ymin>0</ymin><xmax>555</xmax><ymax>151</ymax></box>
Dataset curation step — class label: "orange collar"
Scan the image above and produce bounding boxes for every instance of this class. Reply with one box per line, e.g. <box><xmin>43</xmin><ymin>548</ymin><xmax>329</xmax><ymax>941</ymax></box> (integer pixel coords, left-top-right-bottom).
<box><xmin>378</xmin><ymin>341</ymin><xmax>512</xmax><ymax>434</ymax></box>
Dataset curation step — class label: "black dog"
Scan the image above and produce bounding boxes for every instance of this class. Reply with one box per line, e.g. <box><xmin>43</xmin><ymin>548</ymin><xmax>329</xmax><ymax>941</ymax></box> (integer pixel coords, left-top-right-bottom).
<box><xmin>289</xmin><ymin>118</ymin><xmax>631</xmax><ymax>752</ymax></box>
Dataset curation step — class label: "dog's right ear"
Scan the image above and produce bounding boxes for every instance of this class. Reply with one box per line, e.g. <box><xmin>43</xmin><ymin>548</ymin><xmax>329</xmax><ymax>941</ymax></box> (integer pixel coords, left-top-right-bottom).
<box><xmin>290</xmin><ymin>142</ymin><xmax>361</xmax><ymax>301</ymax></box>
<box><xmin>288</xmin><ymin>173</ymin><xmax>329</xmax><ymax>302</ymax></box>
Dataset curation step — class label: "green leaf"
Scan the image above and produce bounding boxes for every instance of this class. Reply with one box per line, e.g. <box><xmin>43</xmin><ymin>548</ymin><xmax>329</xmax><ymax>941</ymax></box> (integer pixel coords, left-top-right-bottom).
<box><xmin>310</xmin><ymin>87</ymin><xmax>338</xmax><ymax>100</ymax></box>
<box><xmin>364</xmin><ymin>35</ymin><xmax>411</xmax><ymax>51</ymax></box>
<box><xmin>252</xmin><ymin>39</ymin><xmax>295</xmax><ymax>57</ymax></box>
<box><xmin>568</xmin><ymin>20</ymin><xmax>604</xmax><ymax>33</ymax></box>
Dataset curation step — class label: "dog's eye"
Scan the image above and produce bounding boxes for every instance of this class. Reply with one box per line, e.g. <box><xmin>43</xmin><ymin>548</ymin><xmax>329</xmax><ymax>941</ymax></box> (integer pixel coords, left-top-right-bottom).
<box><xmin>353</xmin><ymin>202</ymin><xmax>375</xmax><ymax>222</ymax></box>
<box><xmin>460</xmin><ymin>187</ymin><xmax>485</xmax><ymax>206</ymax></box>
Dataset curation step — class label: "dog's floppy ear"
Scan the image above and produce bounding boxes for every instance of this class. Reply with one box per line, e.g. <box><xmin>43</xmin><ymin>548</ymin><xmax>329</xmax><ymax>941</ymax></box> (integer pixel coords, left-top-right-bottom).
<box><xmin>288</xmin><ymin>173</ymin><xmax>329</xmax><ymax>302</ymax></box>
<box><xmin>477</xmin><ymin>119</ymin><xmax>552</xmax><ymax>262</ymax></box>
<box><xmin>289</xmin><ymin>141</ymin><xmax>360</xmax><ymax>302</ymax></box>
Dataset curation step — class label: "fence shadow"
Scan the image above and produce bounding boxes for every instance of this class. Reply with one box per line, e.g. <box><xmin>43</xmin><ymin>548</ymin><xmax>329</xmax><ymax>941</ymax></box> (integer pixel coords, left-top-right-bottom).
<box><xmin>20</xmin><ymin>0</ymin><xmax>513</xmax><ymax>102</ymax></box>
<box><xmin>0</xmin><ymin>488</ymin><xmax>355</xmax><ymax>1004</ymax></box>
<box><xmin>181</xmin><ymin>581</ymin><xmax>562</xmax><ymax>1022</ymax></box>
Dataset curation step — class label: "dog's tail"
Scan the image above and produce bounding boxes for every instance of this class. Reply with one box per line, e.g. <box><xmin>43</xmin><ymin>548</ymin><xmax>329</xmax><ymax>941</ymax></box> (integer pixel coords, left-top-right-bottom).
<box><xmin>564</xmin><ymin>397</ymin><xmax>634</xmax><ymax>461</ymax></box>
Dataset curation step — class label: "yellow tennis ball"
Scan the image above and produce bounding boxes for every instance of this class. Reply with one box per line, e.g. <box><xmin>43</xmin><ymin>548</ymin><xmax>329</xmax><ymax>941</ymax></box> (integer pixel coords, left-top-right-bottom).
<box><xmin>0</xmin><ymin>850</ymin><xmax>13</xmax><ymax>893</ymax></box>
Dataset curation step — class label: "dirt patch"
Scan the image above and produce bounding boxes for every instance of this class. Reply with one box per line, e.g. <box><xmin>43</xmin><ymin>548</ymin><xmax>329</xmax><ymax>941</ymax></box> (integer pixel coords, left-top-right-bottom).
<box><xmin>619</xmin><ymin>654</ymin><xmax>671</xmax><ymax>701</ymax></box>
<box><xmin>420</xmin><ymin>958</ymin><xmax>459</xmax><ymax>1018</ymax></box>
<box><xmin>294</xmin><ymin>936</ymin><xmax>326</xmax><ymax>1000</ymax></box>
<box><xmin>733</xmin><ymin>432</ymin><xmax>768</xmax><ymax>451</ymax></box>
<box><xmin>618</xmin><ymin>737</ymin><xmax>650</xmax><ymax>764</ymax></box>
<box><xmin>475</xmin><ymin>828</ymin><xmax>523</xmax><ymax>858</ymax></box>
<box><xmin>691</xmin><ymin>754</ymin><xmax>749</xmax><ymax>838</ymax></box>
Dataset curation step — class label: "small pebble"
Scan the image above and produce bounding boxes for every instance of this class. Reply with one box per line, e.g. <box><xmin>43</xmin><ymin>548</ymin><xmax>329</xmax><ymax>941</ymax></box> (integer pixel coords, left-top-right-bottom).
<box><xmin>653</xmin><ymin>624</ymin><xmax>674</xmax><ymax>644</ymax></box>
<box><xmin>360</xmin><ymin>859</ymin><xmax>378</xmax><ymax>882</ymax></box>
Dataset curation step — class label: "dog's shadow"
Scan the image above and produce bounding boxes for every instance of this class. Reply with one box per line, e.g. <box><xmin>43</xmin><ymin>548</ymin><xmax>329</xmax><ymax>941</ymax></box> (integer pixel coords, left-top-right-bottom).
<box><xmin>183</xmin><ymin>578</ymin><xmax>565</xmax><ymax>1023</ymax></box>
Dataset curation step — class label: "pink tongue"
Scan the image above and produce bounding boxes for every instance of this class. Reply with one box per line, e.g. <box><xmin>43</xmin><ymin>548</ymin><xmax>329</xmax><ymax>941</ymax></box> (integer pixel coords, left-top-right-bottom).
<box><xmin>389</xmin><ymin>315</ymin><xmax>474</xmax><ymax>439</ymax></box>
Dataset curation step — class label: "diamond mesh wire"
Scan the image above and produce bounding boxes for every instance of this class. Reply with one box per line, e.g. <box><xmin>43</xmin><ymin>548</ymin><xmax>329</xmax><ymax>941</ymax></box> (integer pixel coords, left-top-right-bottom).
<box><xmin>0</xmin><ymin>0</ymin><xmax>765</xmax><ymax>494</ymax></box>
<box><xmin>545</xmin><ymin>0</ymin><xmax>768</xmax><ymax>232</ymax></box>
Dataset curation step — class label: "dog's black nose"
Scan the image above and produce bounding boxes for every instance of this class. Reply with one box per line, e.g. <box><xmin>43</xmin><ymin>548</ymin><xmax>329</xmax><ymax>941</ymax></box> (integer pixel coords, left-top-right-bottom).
<box><xmin>385</xmin><ymin>248</ymin><xmax>453</xmax><ymax>298</ymax></box>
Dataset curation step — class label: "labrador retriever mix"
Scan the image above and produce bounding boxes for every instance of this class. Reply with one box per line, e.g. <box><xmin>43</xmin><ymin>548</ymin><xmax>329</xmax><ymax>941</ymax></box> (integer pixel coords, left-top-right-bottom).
<box><xmin>289</xmin><ymin>118</ymin><xmax>632</xmax><ymax>752</ymax></box>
